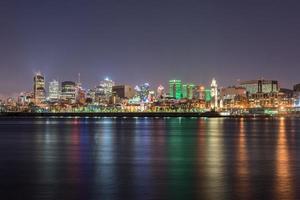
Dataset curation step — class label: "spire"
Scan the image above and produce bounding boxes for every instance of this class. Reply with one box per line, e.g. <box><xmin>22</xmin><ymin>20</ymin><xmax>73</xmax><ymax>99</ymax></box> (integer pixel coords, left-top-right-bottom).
<box><xmin>78</xmin><ymin>73</ymin><xmax>81</xmax><ymax>84</ymax></box>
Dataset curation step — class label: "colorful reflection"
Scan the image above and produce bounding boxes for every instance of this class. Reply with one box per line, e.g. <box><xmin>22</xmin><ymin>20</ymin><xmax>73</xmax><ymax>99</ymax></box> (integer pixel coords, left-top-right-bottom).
<box><xmin>167</xmin><ymin>118</ymin><xmax>198</xmax><ymax>200</ymax></box>
<box><xmin>274</xmin><ymin>118</ymin><xmax>294</xmax><ymax>200</ymax></box>
<box><xmin>235</xmin><ymin>118</ymin><xmax>251</xmax><ymax>199</ymax></box>
<box><xmin>203</xmin><ymin>118</ymin><xmax>226</xmax><ymax>200</ymax></box>
<box><xmin>1</xmin><ymin>117</ymin><xmax>299</xmax><ymax>200</ymax></box>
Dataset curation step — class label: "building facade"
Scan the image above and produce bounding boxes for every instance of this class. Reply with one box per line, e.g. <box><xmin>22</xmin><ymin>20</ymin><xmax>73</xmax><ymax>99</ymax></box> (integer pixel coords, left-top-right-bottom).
<box><xmin>61</xmin><ymin>81</ymin><xmax>76</xmax><ymax>103</ymax></box>
<box><xmin>112</xmin><ymin>85</ymin><xmax>135</xmax><ymax>99</ymax></box>
<box><xmin>33</xmin><ymin>73</ymin><xmax>46</xmax><ymax>105</ymax></box>
<box><xmin>169</xmin><ymin>80</ymin><xmax>182</xmax><ymax>99</ymax></box>
<box><xmin>49</xmin><ymin>80</ymin><xmax>60</xmax><ymax>101</ymax></box>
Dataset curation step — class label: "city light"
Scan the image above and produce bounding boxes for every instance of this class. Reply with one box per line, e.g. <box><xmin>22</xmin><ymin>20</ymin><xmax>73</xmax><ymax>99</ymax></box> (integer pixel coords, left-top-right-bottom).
<box><xmin>0</xmin><ymin>74</ymin><xmax>299</xmax><ymax>116</ymax></box>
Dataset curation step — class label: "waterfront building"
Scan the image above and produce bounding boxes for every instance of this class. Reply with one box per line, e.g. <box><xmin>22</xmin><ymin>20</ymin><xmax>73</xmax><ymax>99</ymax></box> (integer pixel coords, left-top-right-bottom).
<box><xmin>210</xmin><ymin>78</ymin><xmax>218</xmax><ymax>109</ymax></box>
<box><xmin>220</xmin><ymin>86</ymin><xmax>246</xmax><ymax>100</ymax></box>
<box><xmin>240</xmin><ymin>80</ymin><xmax>279</xmax><ymax>95</ymax></box>
<box><xmin>49</xmin><ymin>80</ymin><xmax>60</xmax><ymax>101</ymax></box>
<box><xmin>220</xmin><ymin>86</ymin><xmax>247</xmax><ymax>109</ymax></box>
<box><xmin>240</xmin><ymin>79</ymin><xmax>280</xmax><ymax>108</ymax></box>
<box><xmin>169</xmin><ymin>80</ymin><xmax>182</xmax><ymax>99</ymax></box>
<box><xmin>33</xmin><ymin>72</ymin><xmax>46</xmax><ymax>105</ymax></box>
<box><xmin>112</xmin><ymin>85</ymin><xmax>135</xmax><ymax>99</ymax></box>
<box><xmin>61</xmin><ymin>81</ymin><xmax>76</xmax><ymax>103</ymax></box>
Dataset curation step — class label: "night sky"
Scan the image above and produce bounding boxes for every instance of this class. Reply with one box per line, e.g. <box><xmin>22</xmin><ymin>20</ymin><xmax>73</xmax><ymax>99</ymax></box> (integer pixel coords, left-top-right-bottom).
<box><xmin>1</xmin><ymin>0</ymin><xmax>300</xmax><ymax>97</ymax></box>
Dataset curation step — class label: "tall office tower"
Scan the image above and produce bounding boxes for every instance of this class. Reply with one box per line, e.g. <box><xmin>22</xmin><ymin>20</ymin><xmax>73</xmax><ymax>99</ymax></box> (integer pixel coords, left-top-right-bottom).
<box><xmin>210</xmin><ymin>78</ymin><xmax>218</xmax><ymax>109</ymax></box>
<box><xmin>75</xmin><ymin>73</ymin><xmax>86</xmax><ymax>104</ymax></box>
<box><xmin>33</xmin><ymin>72</ymin><xmax>46</xmax><ymax>105</ymax></box>
<box><xmin>49</xmin><ymin>80</ymin><xmax>60</xmax><ymax>101</ymax></box>
<box><xmin>182</xmin><ymin>83</ymin><xmax>195</xmax><ymax>99</ymax></box>
<box><xmin>169</xmin><ymin>80</ymin><xmax>182</xmax><ymax>99</ymax></box>
<box><xmin>100</xmin><ymin>77</ymin><xmax>115</xmax><ymax>97</ymax></box>
<box><xmin>61</xmin><ymin>81</ymin><xmax>76</xmax><ymax>103</ymax></box>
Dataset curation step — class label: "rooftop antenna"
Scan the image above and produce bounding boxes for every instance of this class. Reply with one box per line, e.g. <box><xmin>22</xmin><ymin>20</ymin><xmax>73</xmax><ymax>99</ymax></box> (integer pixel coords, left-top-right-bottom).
<box><xmin>77</xmin><ymin>73</ymin><xmax>82</xmax><ymax>88</ymax></box>
<box><xmin>78</xmin><ymin>73</ymin><xmax>81</xmax><ymax>84</ymax></box>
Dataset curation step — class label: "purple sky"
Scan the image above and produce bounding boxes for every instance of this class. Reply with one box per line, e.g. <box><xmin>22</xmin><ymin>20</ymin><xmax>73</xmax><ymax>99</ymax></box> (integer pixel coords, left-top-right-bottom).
<box><xmin>1</xmin><ymin>0</ymin><xmax>300</xmax><ymax>96</ymax></box>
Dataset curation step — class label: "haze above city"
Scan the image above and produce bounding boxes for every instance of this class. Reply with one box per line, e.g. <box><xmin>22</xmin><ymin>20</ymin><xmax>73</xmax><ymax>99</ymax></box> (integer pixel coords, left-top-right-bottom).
<box><xmin>1</xmin><ymin>0</ymin><xmax>300</xmax><ymax>97</ymax></box>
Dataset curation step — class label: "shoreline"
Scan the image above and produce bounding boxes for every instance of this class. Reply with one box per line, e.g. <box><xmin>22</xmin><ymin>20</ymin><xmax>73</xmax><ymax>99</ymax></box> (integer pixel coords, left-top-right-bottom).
<box><xmin>0</xmin><ymin>112</ymin><xmax>298</xmax><ymax>118</ymax></box>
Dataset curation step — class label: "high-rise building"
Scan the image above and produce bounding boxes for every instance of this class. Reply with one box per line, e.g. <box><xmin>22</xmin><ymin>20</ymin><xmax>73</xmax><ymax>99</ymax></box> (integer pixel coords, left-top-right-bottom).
<box><xmin>61</xmin><ymin>81</ymin><xmax>76</xmax><ymax>103</ymax></box>
<box><xmin>75</xmin><ymin>74</ymin><xmax>85</xmax><ymax>104</ymax></box>
<box><xmin>100</xmin><ymin>78</ymin><xmax>115</xmax><ymax>97</ymax></box>
<box><xmin>169</xmin><ymin>80</ymin><xmax>182</xmax><ymax>99</ymax></box>
<box><xmin>33</xmin><ymin>72</ymin><xmax>46</xmax><ymax>105</ymax></box>
<box><xmin>210</xmin><ymin>78</ymin><xmax>218</xmax><ymax>109</ymax></box>
<box><xmin>182</xmin><ymin>83</ymin><xmax>195</xmax><ymax>99</ymax></box>
<box><xmin>112</xmin><ymin>85</ymin><xmax>135</xmax><ymax>99</ymax></box>
<box><xmin>49</xmin><ymin>80</ymin><xmax>60</xmax><ymax>101</ymax></box>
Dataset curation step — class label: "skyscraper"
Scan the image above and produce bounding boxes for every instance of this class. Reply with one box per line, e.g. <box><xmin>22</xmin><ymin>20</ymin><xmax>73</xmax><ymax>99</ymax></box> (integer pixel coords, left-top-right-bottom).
<box><xmin>169</xmin><ymin>80</ymin><xmax>182</xmax><ymax>99</ymax></box>
<box><xmin>100</xmin><ymin>78</ymin><xmax>115</xmax><ymax>97</ymax></box>
<box><xmin>210</xmin><ymin>78</ymin><xmax>218</xmax><ymax>109</ymax></box>
<box><xmin>33</xmin><ymin>72</ymin><xmax>46</xmax><ymax>105</ymax></box>
<box><xmin>49</xmin><ymin>80</ymin><xmax>60</xmax><ymax>101</ymax></box>
<box><xmin>61</xmin><ymin>81</ymin><xmax>76</xmax><ymax>103</ymax></box>
<box><xmin>182</xmin><ymin>83</ymin><xmax>195</xmax><ymax>99</ymax></box>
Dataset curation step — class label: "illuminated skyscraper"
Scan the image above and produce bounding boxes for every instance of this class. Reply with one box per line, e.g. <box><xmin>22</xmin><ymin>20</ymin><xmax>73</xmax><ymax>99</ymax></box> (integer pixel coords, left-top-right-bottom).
<box><xmin>61</xmin><ymin>81</ymin><xmax>76</xmax><ymax>103</ymax></box>
<box><xmin>169</xmin><ymin>80</ymin><xmax>182</xmax><ymax>99</ymax></box>
<box><xmin>182</xmin><ymin>83</ymin><xmax>195</xmax><ymax>99</ymax></box>
<box><xmin>75</xmin><ymin>73</ymin><xmax>86</xmax><ymax>104</ymax></box>
<box><xmin>33</xmin><ymin>72</ymin><xmax>46</xmax><ymax>105</ymax></box>
<box><xmin>49</xmin><ymin>80</ymin><xmax>60</xmax><ymax>101</ymax></box>
<box><xmin>100</xmin><ymin>77</ymin><xmax>115</xmax><ymax>97</ymax></box>
<box><xmin>210</xmin><ymin>78</ymin><xmax>218</xmax><ymax>109</ymax></box>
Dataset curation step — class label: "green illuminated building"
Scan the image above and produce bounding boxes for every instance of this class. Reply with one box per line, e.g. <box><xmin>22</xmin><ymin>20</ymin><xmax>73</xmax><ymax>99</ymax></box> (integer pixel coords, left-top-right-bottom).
<box><xmin>182</xmin><ymin>84</ymin><xmax>195</xmax><ymax>99</ymax></box>
<box><xmin>169</xmin><ymin>80</ymin><xmax>182</xmax><ymax>99</ymax></box>
<box><xmin>205</xmin><ymin>89</ymin><xmax>212</xmax><ymax>102</ymax></box>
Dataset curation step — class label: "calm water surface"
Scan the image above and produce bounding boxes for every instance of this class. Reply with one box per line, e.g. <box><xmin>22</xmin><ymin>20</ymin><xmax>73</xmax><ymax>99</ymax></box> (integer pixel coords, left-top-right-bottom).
<box><xmin>0</xmin><ymin>117</ymin><xmax>299</xmax><ymax>200</ymax></box>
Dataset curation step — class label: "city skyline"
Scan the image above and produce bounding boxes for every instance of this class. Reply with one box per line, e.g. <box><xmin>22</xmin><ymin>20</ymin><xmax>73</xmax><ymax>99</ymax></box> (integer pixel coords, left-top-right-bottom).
<box><xmin>1</xmin><ymin>0</ymin><xmax>300</xmax><ymax>96</ymax></box>
<box><xmin>0</xmin><ymin>70</ymin><xmax>299</xmax><ymax>99</ymax></box>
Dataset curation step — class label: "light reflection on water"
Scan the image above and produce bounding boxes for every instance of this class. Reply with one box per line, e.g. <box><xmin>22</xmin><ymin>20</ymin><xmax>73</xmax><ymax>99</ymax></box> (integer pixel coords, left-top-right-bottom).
<box><xmin>0</xmin><ymin>117</ymin><xmax>299</xmax><ymax>200</ymax></box>
<box><xmin>274</xmin><ymin>118</ymin><xmax>294</xmax><ymax>200</ymax></box>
